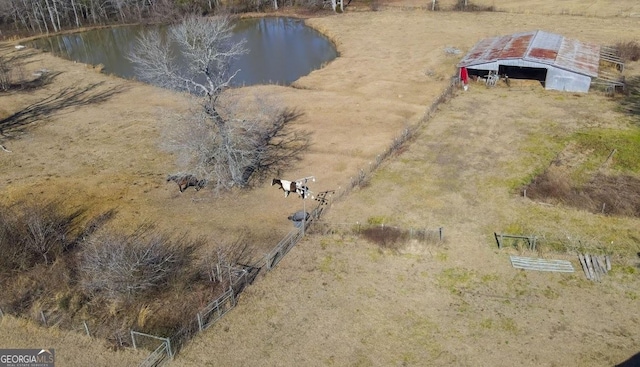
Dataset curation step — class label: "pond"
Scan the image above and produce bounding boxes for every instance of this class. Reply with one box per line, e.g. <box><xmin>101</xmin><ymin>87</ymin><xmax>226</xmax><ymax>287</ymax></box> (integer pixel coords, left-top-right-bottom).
<box><xmin>28</xmin><ymin>17</ymin><xmax>338</xmax><ymax>86</ymax></box>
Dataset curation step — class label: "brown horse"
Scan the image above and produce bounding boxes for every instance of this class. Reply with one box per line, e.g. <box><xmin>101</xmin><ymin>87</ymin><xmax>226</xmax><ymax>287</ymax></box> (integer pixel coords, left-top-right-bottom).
<box><xmin>167</xmin><ymin>174</ymin><xmax>206</xmax><ymax>192</ymax></box>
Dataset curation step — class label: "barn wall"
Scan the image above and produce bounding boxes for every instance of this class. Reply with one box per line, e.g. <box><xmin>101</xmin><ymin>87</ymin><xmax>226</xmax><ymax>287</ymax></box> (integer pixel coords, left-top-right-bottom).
<box><xmin>545</xmin><ymin>68</ymin><xmax>591</xmax><ymax>92</ymax></box>
<box><xmin>463</xmin><ymin>62</ymin><xmax>498</xmax><ymax>73</ymax></box>
<box><xmin>464</xmin><ymin>59</ymin><xmax>592</xmax><ymax>93</ymax></box>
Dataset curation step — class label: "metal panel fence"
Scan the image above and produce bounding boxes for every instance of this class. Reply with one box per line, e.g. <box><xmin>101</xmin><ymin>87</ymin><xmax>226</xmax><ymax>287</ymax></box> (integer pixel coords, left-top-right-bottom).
<box><xmin>133</xmin><ymin>331</ymin><xmax>172</xmax><ymax>367</ymax></box>
<box><xmin>139</xmin><ymin>342</ymin><xmax>170</xmax><ymax>367</ymax></box>
<box><xmin>135</xmin><ymin>207</ymin><xmax>318</xmax><ymax>367</ymax></box>
<box><xmin>197</xmin><ymin>288</ymin><xmax>235</xmax><ymax>332</ymax></box>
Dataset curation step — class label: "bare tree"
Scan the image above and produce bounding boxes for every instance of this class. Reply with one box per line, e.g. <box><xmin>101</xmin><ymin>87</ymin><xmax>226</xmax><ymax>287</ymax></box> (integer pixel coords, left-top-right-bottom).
<box><xmin>0</xmin><ymin>200</ymin><xmax>83</xmax><ymax>270</ymax></box>
<box><xmin>130</xmin><ymin>15</ymin><xmax>308</xmax><ymax>192</ymax></box>
<box><xmin>79</xmin><ymin>226</ymin><xmax>197</xmax><ymax>302</ymax></box>
<box><xmin>0</xmin><ymin>55</ymin><xmax>11</xmax><ymax>91</ymax></box>
<box><xmin>200</xmin><ymin>235</ymin><xmax>254</xmax><ymax>284</ymax></box>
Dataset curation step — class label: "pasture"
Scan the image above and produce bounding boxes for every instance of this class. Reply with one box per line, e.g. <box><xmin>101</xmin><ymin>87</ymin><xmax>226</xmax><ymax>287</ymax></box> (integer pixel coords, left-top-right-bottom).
<box><xmin>1</xmin><ymin>1</ymin><xmax>640</xmax><ymax>365</ymax></box>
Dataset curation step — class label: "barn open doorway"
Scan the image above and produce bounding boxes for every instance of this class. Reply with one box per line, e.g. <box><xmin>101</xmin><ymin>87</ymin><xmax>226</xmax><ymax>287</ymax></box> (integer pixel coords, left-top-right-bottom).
<box><xmin>498</xmin><ymin>65</ymin><xmax>547</xmax><ymax>86</ymax></box>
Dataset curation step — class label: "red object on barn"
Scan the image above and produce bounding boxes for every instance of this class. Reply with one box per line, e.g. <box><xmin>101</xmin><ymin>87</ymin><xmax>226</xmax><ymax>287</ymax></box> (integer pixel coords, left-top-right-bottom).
<box><xmin>460</xmin><ymin>67</ymin><xmax>469</xmax><ymax>84</ymax></box>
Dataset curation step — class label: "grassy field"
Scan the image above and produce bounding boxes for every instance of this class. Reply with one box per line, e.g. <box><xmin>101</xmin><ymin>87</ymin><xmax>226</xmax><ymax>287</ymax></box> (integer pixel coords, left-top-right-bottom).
<box><xmin>173</xmin><ymin>74</ymin><xmax>640</xmax><ymax>367</ymax></box>
<box><xmin>1</xmin><ymin>0</ymin><xmax>640</xmax><ymax>366</ymax></box>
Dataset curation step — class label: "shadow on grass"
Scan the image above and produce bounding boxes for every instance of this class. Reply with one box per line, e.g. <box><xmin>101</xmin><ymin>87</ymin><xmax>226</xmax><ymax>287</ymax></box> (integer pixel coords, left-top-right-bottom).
<box><xmin>0</xmin><ymin>80</ymin><xmax>128</xmax><ymax>137</ymax></box>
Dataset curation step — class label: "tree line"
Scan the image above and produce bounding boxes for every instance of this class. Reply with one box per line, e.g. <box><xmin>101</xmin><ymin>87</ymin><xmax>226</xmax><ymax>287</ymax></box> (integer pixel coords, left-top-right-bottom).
<box><xmin>0</xmin><ymin>0</ymin><xmax>212</xmax><ymax>34</ymax></box>
<box><xmin>0</xmin><ymin>0</ymin><xmax>327</xmax><ymax>36</ymax></box>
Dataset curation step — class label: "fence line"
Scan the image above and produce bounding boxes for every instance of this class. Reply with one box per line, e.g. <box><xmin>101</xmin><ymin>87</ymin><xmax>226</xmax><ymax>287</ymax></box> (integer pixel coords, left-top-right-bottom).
<box><xmin>311</xmin><ymin>221</ymin><xmax>444</xmax><ymax>242</ymax></box>
<box><xmin>132</xmin><ymin>331</ymin><xmax>172</xmax><ymax>367</ymax></box>
<box><xmin>494</xmin><ymin>232</ymin><xmax>537</xmax><ymax>251</ymax></box>
<box><xmin>0</xmin><ymin>80</ymin><xmax>459</xmax><ymax>367</ymax></box>
<box><xmin>197</xmin><ymin>288</ymin><xmax>235</xmax><ymax>332</ymax></box>
<box><xmin>135</xmin><ymin>200</ymin><xmax>326</xmax><ymax>367</ymax></box>
<box><xmin>330</xmin><ymin>79</ymin><xmax>457</xmax><ymax>205</ymax></box>
<box><xmin>139</xmin><ymin>342</ymin><xmax>170</xmax><ymax>367</ymax></box>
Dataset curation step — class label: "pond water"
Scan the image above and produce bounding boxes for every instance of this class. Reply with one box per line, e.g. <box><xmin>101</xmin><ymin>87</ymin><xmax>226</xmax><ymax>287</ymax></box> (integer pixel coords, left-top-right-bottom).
<box><xmin>29</xmin><ymin>17</ymin><xmax>338</xmax><ymax>86</ymax></box>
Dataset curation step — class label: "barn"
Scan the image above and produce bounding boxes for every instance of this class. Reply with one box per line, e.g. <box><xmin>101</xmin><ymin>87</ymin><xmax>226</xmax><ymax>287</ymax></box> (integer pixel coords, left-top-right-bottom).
<box><xmin>457</xmin><ymin>30</ymin><xmax>604</xmax><ymax>93</ymax></box>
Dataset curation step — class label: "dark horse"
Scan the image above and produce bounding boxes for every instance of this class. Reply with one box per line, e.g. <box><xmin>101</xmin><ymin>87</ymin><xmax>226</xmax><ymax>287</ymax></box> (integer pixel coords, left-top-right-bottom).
<box><xmin>271</xmin><ymin>178</ymin><xmax>310</xmax><ymax>199</ymax></box>
<box><xmin>167</xmin><ymin>174</ymin><xmax>206</xmax><ymax>192</ymax></box>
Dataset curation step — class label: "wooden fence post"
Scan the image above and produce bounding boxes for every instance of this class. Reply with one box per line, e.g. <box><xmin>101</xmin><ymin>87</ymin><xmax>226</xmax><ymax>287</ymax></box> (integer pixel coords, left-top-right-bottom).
<box><xmin>494</xmin><ymin>232</ymin><xmax>502</xmax><ymax>248</ymax></box>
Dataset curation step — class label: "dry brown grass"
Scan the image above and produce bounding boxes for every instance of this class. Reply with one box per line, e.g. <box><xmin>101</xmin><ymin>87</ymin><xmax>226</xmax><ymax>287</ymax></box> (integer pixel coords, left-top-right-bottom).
<box><xmin>525</xmin><ymin>168</ymin><xmax>640</xmax><ymax>217</ymax></box>
<box><xmin>0</xmin><ymin>315</ymin><xmax>147</xmax><ymax>366</ymax></box>
<box><xmin>617</xmin><ymin>41</ymin><xmax>640</xmax><ymax>62</ymax></box>
<box><xmin>172</xmin><ymin>8</ymin><xmax>640</xmax><ymax>366</ymax></box>
<box><xmin>2</xmin><ymin>1</ymin><xmax>640</xmax><ymax>365</ymax></box>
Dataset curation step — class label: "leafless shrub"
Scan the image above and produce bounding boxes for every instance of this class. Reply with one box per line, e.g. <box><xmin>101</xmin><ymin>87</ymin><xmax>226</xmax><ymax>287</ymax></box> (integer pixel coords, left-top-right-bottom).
<box><xmin>621</xmin><ymin>76</ymin><xmax>640</xmax><ymax>119</ymax></box>
<box><xmin>616</xmin><ymin>41</ymin><xmax>640</xmax><ymax>62</ymax></box>
<box><xmin>0</xmin><ymin>54</ymin><xmax>10</xmax><ymax>91</ymax></box>
<box><xmin>362</xmin><ymin>226</ymin><xmax>406</xmax><ymax>251</ymax></box>
<box><xmin>293</xmin><ymin>0</ymin><xmax>325</xmax><ymax>11</ymax></box>
<box><xmin>198</xmin><ymin>236</ymin><xmax>255</xmax><ymax>284</ymax></box>
<box><xmin>360</xmin><ymin>225</ymin><xmax>443</xmax><ymax>251</ymax></box>
<box><xmin>582</xmin><ymin>174</ymin><xmax>640</xmax><ymax>217</ymax></box>
<box><xmin>0</xmin><ymin>53</ymin><xmax>28</xmax><ymax>92</ymax></box>
<box><xmin>0</xmin><ymin>201</ymin><xmax>83</xmax><ymax>271</ymax></box>
<box><xmin>227</xmin><ymin>0</ymin><xmax>272</xmax><ymax>12</ymax></box>
<box><xmin>79</xmin><ymin>226</ymin><xmax>197</xmax><ymax>302</ymax></box>
<box><xmin>525</xmin><ymin>168</ymin><xmax>640</xmax><ymax>217</ymax></box>
<box><xmin>452</xmin><ymin>0</ymin><xmax>495</xmax><ymax>12</ymax></box>
<box><xmin>523</xmin><ymin>167</ymin><xmax>572</xmax><ymax>202</ymax></box>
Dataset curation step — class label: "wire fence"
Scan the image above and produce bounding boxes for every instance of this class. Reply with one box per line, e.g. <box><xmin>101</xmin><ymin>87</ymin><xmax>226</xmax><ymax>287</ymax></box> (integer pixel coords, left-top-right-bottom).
<box><xmin>310</xmin><ymin>221</ymin><xmax>445</xmax><ymax>243</ymax></box>
<box><xmin>132</xmin><ymin>199</ymin><xmax>329</xmax><ymax>367</ymax></box>
<box><xmin>332</xmin><ymin>79</ymin><xmax>457</xmax><ymax>203</ymax></box>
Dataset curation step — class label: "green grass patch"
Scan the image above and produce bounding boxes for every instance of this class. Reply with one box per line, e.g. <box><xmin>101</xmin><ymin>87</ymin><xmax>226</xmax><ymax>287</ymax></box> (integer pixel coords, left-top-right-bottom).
<box><xmin>480</xmin><ymin>273</ymin><xmax>499</xmax><ymax>283</ymax></box>
<box><xmin>366</xmin><ymin>216</ymin><xmax>389</xmax><ymax>226</ymax></box>
<box><xmin>571</xmin><ymin>128</ymin><xmax>640</xmax><ymax>173</ymax></box>
<box><xmin>437</xmin><ymin>267</ymin><xmax>476</xmax><ymax>294</ymax></box>
<box><xmin>499</xmin><ymin>317</ymin><xmax>519</xmax><ymax>334</ymax></box>
<box><xmin>435</xmin><ymin>252</ymin><xmax>448</xmax><ymax>262</ymax></box>
<box><xmin>479</xmin><ymin>318</ymin><xmax>494</xmax><ymax>329</ymax></box>
<box><xmin>542</xmin><ymin>286</ymin><xmax>560</xmax><ymax>300</ymax></box>
<box><xmin>319</xmin><ymin>254</ymin><xmax>334</xmax><ymax>273</ymax></box>
<box><xmin>506</xmin><ymin>131</ymin><xmax>564</xmax><ymax>191</ymax></box>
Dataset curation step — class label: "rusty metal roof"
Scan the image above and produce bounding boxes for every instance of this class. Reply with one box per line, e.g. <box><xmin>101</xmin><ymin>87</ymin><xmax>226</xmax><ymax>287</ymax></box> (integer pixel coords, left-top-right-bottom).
<box><xmin>458</xmin><ymin>30</ymin><xmax>600</xmax><ymax>77</ymax></box>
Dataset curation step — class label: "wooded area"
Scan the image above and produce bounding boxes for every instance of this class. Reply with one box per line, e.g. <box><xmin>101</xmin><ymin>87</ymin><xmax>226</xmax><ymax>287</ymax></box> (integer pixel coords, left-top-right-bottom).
<box><xmin>0</xmin><ymin>0</ymin><xmax>321</xmax><ymax>37</ymax></box>
<box><xmin>0</xmin><ymin>0</ymin><xmax>220</xmax><ymax>35</ymax></box>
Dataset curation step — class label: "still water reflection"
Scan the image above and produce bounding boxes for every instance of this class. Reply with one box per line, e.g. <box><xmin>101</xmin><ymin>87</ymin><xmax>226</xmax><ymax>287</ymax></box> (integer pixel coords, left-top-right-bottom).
<box><xmin>29</xmin><ymin>17</ymin><xmax>337</xmax><ymax>86</ymax></box>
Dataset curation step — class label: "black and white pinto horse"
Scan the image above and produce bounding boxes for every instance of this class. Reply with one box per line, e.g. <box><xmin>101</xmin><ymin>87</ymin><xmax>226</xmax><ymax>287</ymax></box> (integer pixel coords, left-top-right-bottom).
<box><xmin>272</xmin><ymin>178</ymin><xmax>311</xmax><ymax>199</ymax></box>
